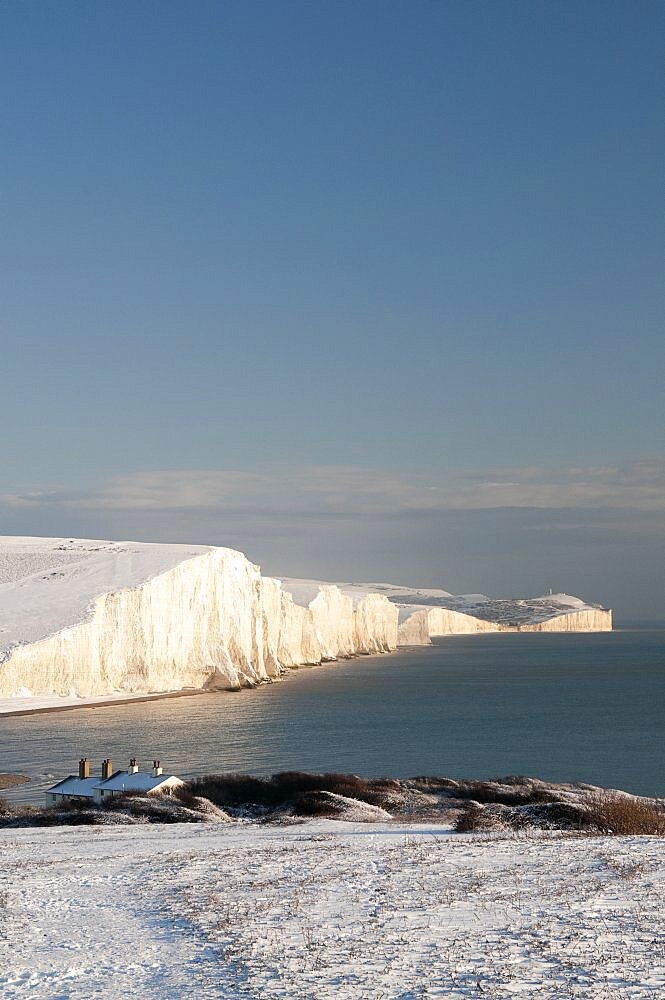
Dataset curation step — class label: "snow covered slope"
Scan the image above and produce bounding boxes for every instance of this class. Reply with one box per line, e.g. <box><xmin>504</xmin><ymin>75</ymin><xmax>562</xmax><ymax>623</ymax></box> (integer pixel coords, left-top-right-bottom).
<box><xmin>0</xmin><ymin>537</ymin><xmax>397</xmax><ymax>703</ymax></box>
<box><xmin>0</xmin><ymin>536</ymin><xmax>211</xmax><ymax>652</ymax></box>
<box><xmin>1</xmin><ymin>821</ymin><xmax>662</xmax><ymax>999</ymax></box>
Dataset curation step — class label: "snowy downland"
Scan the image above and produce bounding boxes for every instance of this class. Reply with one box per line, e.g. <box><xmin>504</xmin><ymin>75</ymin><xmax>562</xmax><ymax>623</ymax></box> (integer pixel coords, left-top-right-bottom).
<box><xmin>0</xmin><ymin>821</ymin><xmax>662</xmax><ymax>999</ymax></box>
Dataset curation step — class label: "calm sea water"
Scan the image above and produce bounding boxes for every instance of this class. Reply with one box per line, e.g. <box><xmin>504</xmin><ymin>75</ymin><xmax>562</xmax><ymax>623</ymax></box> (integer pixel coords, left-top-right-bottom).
<box><xmin>2</xmin><ymin>624</ymin><xmax>663</xmax><ymax>803</ymax></box>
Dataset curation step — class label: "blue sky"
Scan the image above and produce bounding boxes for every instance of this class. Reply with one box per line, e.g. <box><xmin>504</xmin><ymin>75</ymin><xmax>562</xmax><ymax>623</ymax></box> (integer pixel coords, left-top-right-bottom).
<box><xmin>1</xmin><ymin>1</ymin><xmax>663</xmax><ymax>616</ymax></box>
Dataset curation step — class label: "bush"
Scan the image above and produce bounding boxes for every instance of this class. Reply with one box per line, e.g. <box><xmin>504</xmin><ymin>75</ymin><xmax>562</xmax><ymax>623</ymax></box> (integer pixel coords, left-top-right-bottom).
<box><xmin>409</xmin><ymin>777</ymin><xmax>460</xmax><ymax>792</ymax></box>
<box><xmin>292</xmin><ymin>791</ymin><xmax>343</xmax><ymax>818</ymax></box>
<box><xmin>454</xmin><ymin>792</ymin><xmax>665</xmax><ymax>836</ymax></box>
<box><xmin>103</xmin><ymin>791</ymin><xmax>206</xmax><ymax>823</ymax></box>
<box><xmin>2</xmin><ymin>807</ymin><xmax>128</xmax><ymax>828</ymax></box>
<box><xmin>183</xmin><ymin>771</ymin><xmax>400</xmax><ymax>814</ymax></box>
<box><xmin>454</xmin><ymin>804</ymin><xmax>507</xmax><ymax>832</ymax></box>
<box><xmin>186</xmin><ymin>774</ymin><xmax>273</xmax><ymax>810</ymax></box>
<box><xmin>516</xmin><ymin>801</ymin><xmax>593</xmax><ymax>830</ymax></box>
<box><xmin>452</xmin><ymin>779</ymin><xmax>556</xmax><ymax>806</ymax></box>
<box><xmin>582</xmin><ymin>792</ymin><xmax>665</xmax><ymax>836</ymax></box>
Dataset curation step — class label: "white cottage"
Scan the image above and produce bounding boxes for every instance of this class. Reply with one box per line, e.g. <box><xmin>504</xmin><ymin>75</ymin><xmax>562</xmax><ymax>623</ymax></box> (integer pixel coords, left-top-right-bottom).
<box><xmin>46</xmin><ymin>757</ymin><xmax>183</xmax><ymax>807</ymax></box>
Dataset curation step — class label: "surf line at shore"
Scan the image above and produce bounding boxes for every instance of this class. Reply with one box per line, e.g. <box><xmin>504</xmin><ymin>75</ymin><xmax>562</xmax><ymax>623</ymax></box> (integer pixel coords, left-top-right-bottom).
<box><xmin>0</xmin><ymin>687</ymin><xmax>223</xmax><ymax>719</ymax></box>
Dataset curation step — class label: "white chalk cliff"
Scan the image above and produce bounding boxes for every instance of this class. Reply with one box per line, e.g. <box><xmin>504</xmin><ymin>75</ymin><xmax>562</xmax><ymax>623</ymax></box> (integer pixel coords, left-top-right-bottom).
<box><xmin>383</xmin><ymin>587</ymin><xmax>612</xmax><ymax>644</ymax></box>
<box><xmin>0</xmin><ymin>537</ymin><xmax>611</xmax><ymax>703</ymax></box>
<box><xmin>0</xmin><ymin>538</ymin><xmax>398</xmax><ymax>700</ymax></box>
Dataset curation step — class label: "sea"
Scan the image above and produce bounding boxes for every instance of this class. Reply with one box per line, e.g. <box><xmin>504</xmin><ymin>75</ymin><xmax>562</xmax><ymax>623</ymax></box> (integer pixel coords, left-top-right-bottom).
<box><xmin>2</xmin><ymin>623</ymin><xmax>664</xmax><ymax>804</ymax></box>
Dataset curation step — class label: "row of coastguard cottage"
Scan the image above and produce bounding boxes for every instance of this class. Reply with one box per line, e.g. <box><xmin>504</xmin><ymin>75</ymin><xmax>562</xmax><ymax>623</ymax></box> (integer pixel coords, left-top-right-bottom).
<box><xmin>46</xmin><ymin>757</ymin><xmax>183</xmax><ymax>807</ymax></box>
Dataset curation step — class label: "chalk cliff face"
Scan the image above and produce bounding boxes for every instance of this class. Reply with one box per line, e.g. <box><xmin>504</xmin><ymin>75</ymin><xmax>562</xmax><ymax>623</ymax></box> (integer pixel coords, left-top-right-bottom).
<box><xmin>396</xmin><ymin>606</ymin><xmax>611</xmax><ymax>645</ymax></box>
<box><xmin>426</xmin><ymin>608</ymin><xmax>502</xmax><ymax>636</ymax></box>
<box><xmin>397</xmin><ymin>607</ymin><xmax>502</xmax><ymax>645</ymax></box>
<box><xmin>0</xmin><ymin>536</ymin><xmax>613</xmax><ymax>702</ymax></box>
<box><xmin>334</xmin><ymin>582</ymin><xmax>612</xmax><ymax>645</ymax></box>
<box><xmin>396</xmin><ymin>604</ymin><xmax>612</xmax><ymax>645</ymax></box>
<box><xmin>0</xmin><ymin>545</ymin><xmax>398</xmax><ymax>699</ymax></box>
<box><xmin>515</xmin><ymin>609</ymin><xmax>612</xmax><ymax>633</ymax></box>
<box><xmin>354</xmin><ymin>594</ymin><xmax>400</xmax><ymax>654</ymax></box>
<box><xmin>396</xmin><ymin>610</ymin><xmax>431</xmax><ymax>646</ymax></box>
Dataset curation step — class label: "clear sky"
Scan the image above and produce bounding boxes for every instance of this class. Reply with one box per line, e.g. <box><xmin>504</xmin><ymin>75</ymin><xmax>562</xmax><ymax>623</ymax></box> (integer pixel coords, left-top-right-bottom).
<box><xmin>2</xmin><ymin>1</ymin><xmax>663</xmax><ymax>617</ymax></box>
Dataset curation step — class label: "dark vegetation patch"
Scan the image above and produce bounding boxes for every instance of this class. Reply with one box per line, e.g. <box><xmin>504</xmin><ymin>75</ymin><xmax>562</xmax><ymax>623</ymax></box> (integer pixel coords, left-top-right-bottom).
<box><xmin>454</xmin><ymin>791</ymin><xmax>665</xmax><ymax>836</ymax></box>
<box><xmin>291</xmin><ymin>790</ymin><xmax>342</xmax><ymax>818</ymax></box>
<box><xmin>454</xmin><ymin>801</ymin><xmax>593</xmax><ymax>833</ymax></box>
<box><xmin>0</xmin><ymin>789</ymin><xmax>228</xmax><ymax>828</ymax></box>
<box><xmin>409</xmin><ymin>777</ymin><xmax>460</xmax><ymax>792</ymax></box>
<box><xmin>1</xmin><ymin>772</ymin><xmax>663</xmax><ymax>834</ymax></box>
<box><xmin>182</xmin><ymin>771</ymin><xmax>404</xmax><ymax>817</ymax></box>
<box><xmin>289</xmin><ymin>790</ymin><xmax>385</xmax><ymax>819</ymax></box>
<box><xmin>447</xmin><ymin>778</ymin><xmax>556</xmax><ymax>806</ymax></box>
<box><xmin>582</xmin><ymin>791</ymin><xmax>665</xmax><ymax>836</ymax></box>
<box><xmin>0</xmin><ymin>801</ymin><xmax>141</xmax><ymax>828</ymax></box>
<box><xmin>104</xmin><ymin>791</ymin><xmax>229</xmax><ymax>824</ymax></box>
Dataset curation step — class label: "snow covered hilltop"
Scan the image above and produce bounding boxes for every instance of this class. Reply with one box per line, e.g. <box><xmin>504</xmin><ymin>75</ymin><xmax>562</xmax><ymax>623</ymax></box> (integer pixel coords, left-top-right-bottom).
<box><xmin>0</xmin><ymin>536</ymin><xmax>611</xmax><ymax>704</ymax></box>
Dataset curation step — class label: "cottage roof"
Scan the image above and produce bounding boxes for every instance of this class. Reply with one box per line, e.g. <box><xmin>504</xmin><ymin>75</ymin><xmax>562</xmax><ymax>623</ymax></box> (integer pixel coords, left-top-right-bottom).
<box><xmin>48</xmin><ymin>776</ymin><xmax>98</xmax><ymax>797</ymax></box>
<box><xmin>96</xmin><ymin>771</ymin><xmax>181</xmax><ymax>793</ymax></box>
<box><xmin>47</xmin><ymin>770</ymin><xmax>182</xmax><ymax>796</ymax></box>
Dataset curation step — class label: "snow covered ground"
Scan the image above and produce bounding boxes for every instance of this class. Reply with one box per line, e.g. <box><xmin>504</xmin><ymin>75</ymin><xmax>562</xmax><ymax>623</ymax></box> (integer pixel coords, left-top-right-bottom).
<box><xmin>0</xmin><ymin>536</ymin><xmax>210</xmax><ymax>653</ymax></box>
<box><xmin>0</xmin><ymin>821</ymin><xmax>662</xmax><ymax>998</ymax></box>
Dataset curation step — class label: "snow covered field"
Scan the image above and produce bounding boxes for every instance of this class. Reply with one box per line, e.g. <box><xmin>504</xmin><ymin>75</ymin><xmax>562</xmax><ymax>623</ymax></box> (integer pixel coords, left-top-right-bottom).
<box><xmin>1</xmin><ymin>821</ymin><xmax>663</xmax><ymax>998</ymax></box>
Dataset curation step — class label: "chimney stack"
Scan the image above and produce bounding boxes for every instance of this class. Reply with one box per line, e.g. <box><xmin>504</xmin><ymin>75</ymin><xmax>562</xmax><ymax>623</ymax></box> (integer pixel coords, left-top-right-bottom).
<box><xmin>101</xmin><ymin>758</ymin><xmax>113</xmax><ymax>780</ymax></box>
<box><xmin>129</xmin><ymin>757</ymin><xmax>139</xmax><ymax>774</ymax></box>
<box><xmin>78</xmin><ymin>757</ymin><xmax>90</xmax><ymax>779</ymax></box>
<box><xmin>152</xmin><ymin>759</ymin><xmax>163</xmax><ymax>777</ymax></box>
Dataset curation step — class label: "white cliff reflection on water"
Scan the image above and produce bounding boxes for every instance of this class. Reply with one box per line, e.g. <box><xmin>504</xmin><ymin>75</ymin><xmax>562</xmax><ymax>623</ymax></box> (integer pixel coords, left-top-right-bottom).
<box><xmin>2</xmin><ymin>626</ymin><xmax>664</xmax><ymax>803</ymax></box>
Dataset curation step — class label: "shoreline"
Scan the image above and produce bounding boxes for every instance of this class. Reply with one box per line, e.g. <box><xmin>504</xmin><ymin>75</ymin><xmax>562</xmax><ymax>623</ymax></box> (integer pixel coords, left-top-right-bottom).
<box><xmin>1</xmin><ymin>627</ymin><xmax>634</xmax><ymax>722</ymax></box>
<box><xmin>0</xmin><ymin>648</ymin><xmax>400</xmax><ymax>719</ymax></box>
<box><xmin>0</xmin><ymin>686</ymin><xmax>218</xmax><ymax>719</ymax></box>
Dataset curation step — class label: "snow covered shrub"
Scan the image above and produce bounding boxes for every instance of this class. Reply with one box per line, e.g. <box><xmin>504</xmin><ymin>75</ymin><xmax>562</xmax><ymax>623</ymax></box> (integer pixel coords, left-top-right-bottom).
<box><xmin>273</xmin><ymin>772</ymin><xmax>400</xmax><ymax>809</ymax></box>
<box><xmin>513</xmin><ymin>801</ymin><xmax>592</xmax><ymax>830</ymax></box>
<box><xmin>292</xmin><ymin>790</ymin><xmax>392</xmax><ymax>822</ymax></box>
<box><xmin>103</xmin><ymin>792</ymin><xmax>211</xmax><ymax>823</ymax></box>
<box><xmin>2</xmin><ymin>806</ymin><xmax>137</xmax><ymax>828</ymax></box>
<box><xmin>292</xmin><ymin>791</ymin><xmax>340</xmax><ymax>817</ymax></box>
<box><xmin>454</xmin><ymin>802</ymin><xmax>538</xmax><ymax>832</ymax></box>
<box><xmin>183</xmin><ymin>771</ymin><xmax>402</xmax><ymax>816</ymax></box>
<box><xmin>455</xmin><ymin>804</ymin><xmax>496</xmax><ymax>832</ymax></box>
<box><xmin>187</xmin><ymin>774</ymin><xmax>273</xmax><ymax>811</ymax></box>
<box><xmin>452</xmin><ymin>779</ymin><xmax>555</xmax><ymax>806</ymax></box>
<box><xmin>582</xmin><ymin>792</ymin><xmax>665</xmax><ymax>835</ymax></box>
<box><xmin>409</xmin><ymin>777</ymin><xmax>460</xmax><ymax>792</ymax></box>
